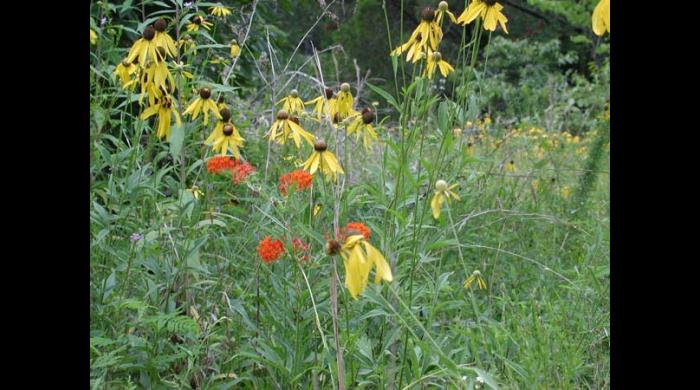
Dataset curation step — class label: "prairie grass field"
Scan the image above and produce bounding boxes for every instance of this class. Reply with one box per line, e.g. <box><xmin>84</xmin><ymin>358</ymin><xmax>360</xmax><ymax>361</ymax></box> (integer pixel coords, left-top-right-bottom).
<box><xmin>90</xmin><ymin>1</ymin><xmax>610</xmax><ymax>388</ymax></box>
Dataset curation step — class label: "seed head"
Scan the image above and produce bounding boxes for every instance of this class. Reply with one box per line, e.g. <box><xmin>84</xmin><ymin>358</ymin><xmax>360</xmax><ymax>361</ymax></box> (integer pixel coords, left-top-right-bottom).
<box><xmin>421</xmin><ymin>7</ymin><xmax>436</xmax><ymax>22</ymax></box>
<box><xmin>438</xmin><ymin>1</ymin><xmax>449</xmax><ymax>11</ymax></box>
<box><xmin>223</xmin><ymin>124</ymin><xmax>234</xmax><ymax>136</ymax></box>
<box><xmin>220</xmin><ymin>108</ymin><xmax>231</xmax><ymax>122</ymax></box>
<box><xmin>325</xmin><ymin>240</ymin><xmax>341</xmax><ymax>256</ymax></box>
<box><xmin>290</xmin><ymin>89</ymin><xmax>299</xmax><ymax>98</ymax></box>
<box><xmin>199</xmin><ymin>88</ymin><xmax>211</xmax><ymax>99</ymax></box>
<box><xmin>154</xmin><ymin>18</ymin><xmax>167</xmax><ymax>32</ymax></box>
<box><xmin>276</xmin><ymin>110</ymin><xmax>289</xmax><ymax>120</ymax></box>
<box><xmin>340</xmin><ymin>82</ymin><xmax>351</xmax><ymax>93</ymax></box>
<box><xmin>314</xmin><ymin>140</ymin><xmax>328</xmax><ymax>152</ymax></box>
<box><xmin>431</xmin><ymin>51</ymin><xmax>442</xmax><ymax>61</ymax></box>
<box><xmin>143</xmin><ymin>26</ymin><xmax>155</xmax><ymax>41</ymax></box>
<box><xmin>361</xmin><ymin>108</ymin><xmax>375</xmax><ymax>124</ymax></box>
<box><xmin>435</xmin><ymin>180</ymin><xmax>448</xmax><ymax>191</ymax></box>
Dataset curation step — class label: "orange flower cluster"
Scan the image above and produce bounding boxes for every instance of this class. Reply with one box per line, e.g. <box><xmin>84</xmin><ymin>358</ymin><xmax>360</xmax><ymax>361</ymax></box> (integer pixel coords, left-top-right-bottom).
<box><xmin>207</xmin><ymin>156</ymin><xmax>236</xmax><ymax>173</ymax></box>
<box><xmin>278</xmin><ymin>169</ymin><xmax>313</xmax><ymax>195</ymax></box>
<box><xmin>341</xmin><ymin>222</ymin><xmax>371</xmax><ymax>240</ymax></box>
<box><xmin>257</xmin><ymin>236</ymin><xmax>285</xmax><ymax>263</ymax></box>
<box><xmin>231</xmin><ymin>161</ymin><xmax>256</xmax><ymax>184</ymax></box>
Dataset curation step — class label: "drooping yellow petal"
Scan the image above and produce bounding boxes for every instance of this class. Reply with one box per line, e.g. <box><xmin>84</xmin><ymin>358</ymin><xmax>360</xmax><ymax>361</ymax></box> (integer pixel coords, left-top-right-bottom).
<box><xmin>431</xmin><ymin>193</ymin><xmax>444</xmax><ymax>219</ymax></box>
<box><xmin>457</xmin><ymin>2</ymin><xmax>486</xmax><ymax>25</ymax></box>
<box><xmin>362</xmin><ymin>241</ymin><xmax>393</xmax><ymax>284</ymax></box>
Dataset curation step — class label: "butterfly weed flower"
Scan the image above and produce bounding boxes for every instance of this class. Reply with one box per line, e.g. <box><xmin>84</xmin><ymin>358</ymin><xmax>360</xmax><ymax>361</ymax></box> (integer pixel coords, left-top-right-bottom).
<box><xmin>153</xmin><ymin>19</ymin><xmax>177</xmax><ymax>59</ymax></box>
<box><xmin>463</xmin><ymin>270</ymin><xmax>487</xmax><ymax>290</ymax></box>
<box><xmin>436</xmin><ymin>1</ymin><xmax>458</xmax><ymax>25</ymax></box>
<box><xmin>257</xmin><ymin>236</ymin><xmax>285</xmax><ymax>263</ymax></box>
<box><xmin>592</xmin><ymin>0</ymin><xmax>610</xmax><ymax>36</ymax></box>
<box><xmin>425</xmin><ymin>51</ymin><xmax>454</xmax><ymax>79</ymax></box>
<box><xmin>231</xmin><ymin>160</ymin><xmax>255</xmax><ymax>184</ymax></box>
<box><xmin>211</xmin><ymin>123</ymin><xmax>245</xmax><ymax>158</ymax></box>
<box><xmin>279</xmin><ymin>170</ymin><xmax>313</xmax><ymax>195</ymax></box>
<box><xmin>267</xmin><ymin>109</ymin><xmax>315</xmax><ymax>148</ymax></box>
<box><xmin>186</xmin><ymin>15</ymin><xmax>213</xmax><ymax>32</ymax></box>
<box><xmin>302</xmin><ymin>140</ymin><xmax>345</xmax><ymax>182</ymax></box>
<box><xmin>276</xmin><ymin>89</ymin><xmax>305</xmax><ymax>115</ymax></box>
<box><xmin>114</xmin><ymin>59</ymin><xmax>138</xmax><ymax>90</ymax></box>
<box><xmin>325</xmin><ymin>234</ymin><xmax>393</xmax><ymax>299</ymax></box>
<box><xmin>184</xmin><ymin>87</ymin><xmax>222</xmax><ymax>125</ymax></box>
<box><xmin>457</xmin><ymin>0</ymin><xmax>509</xmax><ymax>33</ymax></box>
<box><xmin>346</xmin><ymin>108</ymin><xmax>379</xmax><ymax>149</ymax></box>
<box><xmin>207</xmin><ymin>155</ymin><xmax>236</xmax><ymax>174</ymax></box>
<box><xmin>127</xmin><ymin>25</ymin><xmax>161</xmax><ymax>67</ymax></box>
<box><xmin>292</xmin><ymin>238</ymin><xmax>311</xmax><ymax>262</ymax></box>
<box><xmin>209</xmin><ymin>4</ymin><xmax>232</xmax><ymax>17</ymax></box>
<box><xmin>336</xmin><ymin>83</ymin><xmax>354</xmax><ymax>120</ymax></box>
<box><xmin>140</xmin><ymin>95</ymin><xmax>181</xmax><ymax>140</ymax></box>
<box><xmin>230</xmin><ymin>39</ymin><xmax>240</xmax><ymax>58</ymax></box>
<box><xmin>431</xmin><ymin>179</ymin><xmax>461</xmax><ymax>219</ymax></box>
<box><xmin>342</xmin><ymin>222</ymin><xmax>371</xmax><ymax>241</ymax></box>
<box><xmin>305</xmin><ymin>88</ymin><xmax>335</xmax><ymax>120</ymax></box>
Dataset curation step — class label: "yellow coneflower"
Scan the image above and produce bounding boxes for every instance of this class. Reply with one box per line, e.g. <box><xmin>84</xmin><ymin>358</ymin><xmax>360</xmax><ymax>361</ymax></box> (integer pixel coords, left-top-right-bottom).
<box><xmin>431</xmin><ymin>179</ymin><xmax>460</xmax><ymax>219</ymax></box>
<box><xmin>326</xmin><ymin>234</ymin><xmax>393</xmax><ymax>299</ymax></box>
<box><xmin>90</xmin><ymin>29</ymin><xmax>97</xmax><ymax>45</ymax></box>
<box><xmin>211</xmin><ymin>122</ymin><xmax>245</xmax><ymax>158</ymax></box>
<box><xmin>113</xmin><ymin>59</ymin><xmax>138</xmax><ymax>90</ymax></box>
<box><xmin>592</xmin><ymin>0</ymin><xmax>610</xmax><ymax>36</ymax></box>
<box><xmin>152</xmin><ymin>19</ymin><xmax>177</xmax><ymax>59</ymax></box>
<box><xmin>463</xmin><ymin>270</ymin><xmax>487</xmax><ymax>290</ymax></box>
<box><xmin>302</xmin><ymin>140</ymin><xmax>345</xmax><ymax>181</ymax></box>
<box><xmin>561</xmin><ymin>186</ymin><xmax>572</xmax><ymax>199</ymax></box>
<box><xmin>230</xmin><ymin>39</ymin><xmax>240</xmax><ymax>58</ymax></box>
<box><xmin>425</xmin><ymin>51</ymin><xmax>454</xmax><ymax>79</ymax></box>
<box><xmin>183</xmin><ymin>87</ymin><xmax>222</xmax><ymax>125</ymax></box>
<box><xmin>267</xmin><ymin>110</ymin><xmax>315</xmax><ymax>148</ymax></box>
<box><xmin>186</xmin><ymin>15</ymin><xmax>213</xmax><ymax>32</ymax></box>
<box><xmin>436</xmin><ymin>1</ymin><xmax>458</xmax><ymax>25</ymax></box>
<box><xmin>138</xmin><ymin>61</ymin><xmax>175</xmax><ymax>107</ymax></box>
<box><xmin>457</xmin><ymin>0</ymin><xmax>509</xmax><ymax>33</ymax></box>
<box><xmin>178</xmin><ymin>35</ymin><xmax>197</xmax><ymax>55</ymax></box>
<box><xmin>209</xmin><ymin>4</ymin><xmax>232</xmax><ymax>17</ymax></box>
<box><xmin>187</xmin><ymin>185</ymin><xmax>204</xmax><ymax>200</ymax></box>
<box><xmin>305</xmin><ymin>88</ymin><xmax>336</xmax><ymax>121</ymax></box>
<box><xmin>391</xmin><ymin>7</ymin><xmax>443</xmax><ymax>62</ymax></box>
<box><xmin>346</xmin><ymin>108</ymin><xmax>379</xmax><ymax>149</ymax></box>
<box><xmin>126</xmin><ymin>26</ymin><xmax>161</xmax><ymax>67</ymax></box>
<box><xmin>505</xmin><ymin>159</ymin><xmax>516</xmax><ymax>173</ymax></box>
<box><xmin>204</xmin><ymin>107</ymin><xmax>235</xmax><ymax>145</ymax></box>
<box><xmin>276</xmin><ymin>89</ymin><xmax>305</xmax><ymax>115</ymax></box>
<box><xmin>335</xmin><ymin>83</ymin><xmax>354</xmax><ymax>120</ymax></box>
<box><xmin>140</xmin><ymin>95</ymin><xmax>181</xmax><ymax>141</ymax></box>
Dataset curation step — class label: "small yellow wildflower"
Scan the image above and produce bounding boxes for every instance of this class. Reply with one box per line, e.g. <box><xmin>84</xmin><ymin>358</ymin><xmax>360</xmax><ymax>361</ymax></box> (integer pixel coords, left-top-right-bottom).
<box><xmin>268</xmin><ymin>110</ymin><xmax>315</xmax><ymax>148</ymax></box>
<box><xmin>114</xmin><ymin>59</ymin><xmax>138</xmax><ymax>90</ymax></box>
<box><xmin>140</xmin><ymin>95</ymin><xmax>181</xmax><ymax>141</ymax></box>
<box><xmin>561</xmin><ymin>186</ymin><xmax>572</xmax><ymax>199</ymax></box>
<box><xmin>531</xmin><ymin>179</ymin><xmax>540</xmax><ymax>192</ymax></box>
<box><xmin>335</xmin><ymin>83</ymin><xmax>354</xmax><ymax>120</ymax></box>
<box><xmin>276</xmin><ymin>89</ymin><xmax>305</xmax><ymax>115</ymax></box>
<box><xmin>204</xmin><ymin>108</ymin><xmax>235</xmax><ymax>146</ymax></box>
<box><xmin>326</xmin><ymin>234</ymin><xmax>393</xmax><ymax>299</ymax></box>
<box><xmin>302</xmin><ymin>140</ymin><xmax>344</xmax><ymax>182</ymax></box>
<box><xmin>431</xmin><ymin>180</ymin><xmax>460</xmax><ymax>219</ymax></box>
<box><xmin>187</xmin><ymin>185</ymin><xmax>204</xmax><ymax>200</ymax></box>
<box><xmin>211</xmin><ymin>123</ymin><xmax>245</xmax><ymax>158</ymax></box>
<box><xmin>592</xmin><ymin>0</ymin><xmax>610</xmax><ymax>36</ymax></box>
<box><xmin>457</xmin><ymin>0</ymin><xmax>509</xmax><ymax>33</ymax></box>
<box><xmin>305</xmin><ymin>88</ymin><xmax>336</xmax><ymax>121</ymax></box>
<box><xmin>436</xmin><ymin>1</ymin><xmax>458</xmax><ymax>25</ymax></box>
<box><xmin>153</xmin><ymin>19</ymin><xmax>177</xmax><ymax>59</ymax></box>
<box><xmin>425</xmin><ymin>51</ymin><xmax>454</xmax><ymax>80</ymax></box>
<box><xmin>391</xmin><ymin>7</ymin><xmax>443</xmax><ymax>62</ymax></box>
<box><xmin>183</xmin><ymin>87</ymin><xmax>222</xmax><ymax>125</ymax></box>
<box><xmin>187</xmin><ymin>15</ymin><xmax>212</xmax><ymax>32</ymax></box>
<box><xmin>346</xmin><ymin>108</ymin><xmax>379</xmax><ymax>149</ymax></box>
<box><xmin>463</xmin><ymin>270</ymin><xmax>487</xmax><ymax>290</ymax></box>
<box><xmin>126</xmin><ymin>26</ymin><xmax>161</xmax><ymax>67</ymax></box>
<box><xmin>230</xmin><ymin>39</ymin><xmax>241</xmax><ymax>58</ymax></box>
<box><xmin>210</xmin><ymin>4</ymin><xmax>232</xmax><ymax>17</ymax></box>
<box><xmin>505</xmin><ymin>160</ymin><xmax>516</xmax><ymax>173</ymax></box>
<box><xmin>90</xmin><ymin>29</ymin><xmax>97</xmax><ymax>45</ymax></box>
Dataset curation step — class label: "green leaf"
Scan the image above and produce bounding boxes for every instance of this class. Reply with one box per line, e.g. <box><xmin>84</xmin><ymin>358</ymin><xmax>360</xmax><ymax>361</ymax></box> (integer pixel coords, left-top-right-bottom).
<box><xmin>169</xmin><ymin>122</ymin><xmax>185</xmax><ymax>161</ymax></box>
<box><xmin>366</xmin><ymin>82</ymin><xmax>400</xmax><ymax>112</ymax></box>
<box><xmin>438</xmin><ymin>101</ymin><xmax>449</xmax><ymax>133</ymax></box>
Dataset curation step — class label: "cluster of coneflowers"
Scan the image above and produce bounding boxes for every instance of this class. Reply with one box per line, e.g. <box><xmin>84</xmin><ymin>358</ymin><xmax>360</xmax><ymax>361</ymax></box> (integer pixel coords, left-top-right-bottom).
<box><xmin>108</xmin><ymin>0</ymin><xmax>609</xmax><ymax>299</ymax></box>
